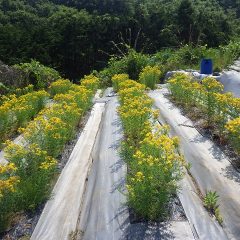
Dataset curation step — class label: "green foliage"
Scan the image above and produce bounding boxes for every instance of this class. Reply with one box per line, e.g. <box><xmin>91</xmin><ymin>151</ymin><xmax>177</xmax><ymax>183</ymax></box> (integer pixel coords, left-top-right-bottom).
<box><xmin>215</xmin><ymin>207</ymin><xmax>223</xmax><ymax>225</ymax></box>
<box><xmin>14</xmin><ymin>60</ymin><xmax>60</xmax><ymax>89</ymax></box>
<box><xmin>153</xmin><ymin>39</ymin><xmax>240</xmax><ymax>75</ymax></box>
<box><xmin>203</xmin><ymin>190</ymin><xmax>219</xmax><ymax>213</ymax></box>
<box><xmin>203</xmin><ymin>190</ymin><xmax>223</xmax><ymax>224</ymax></box>
<box><xmin>102</xmin><ymin>50</ymin><xmax>150</xmax><ymax>82</ymax></box>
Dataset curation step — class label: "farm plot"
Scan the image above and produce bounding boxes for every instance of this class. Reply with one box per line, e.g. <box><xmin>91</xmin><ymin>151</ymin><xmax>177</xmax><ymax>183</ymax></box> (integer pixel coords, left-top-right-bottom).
<box><xmin>1</xmin><ymin>70</ymin><xmax>238</xmax><ymax>240</ymax></box>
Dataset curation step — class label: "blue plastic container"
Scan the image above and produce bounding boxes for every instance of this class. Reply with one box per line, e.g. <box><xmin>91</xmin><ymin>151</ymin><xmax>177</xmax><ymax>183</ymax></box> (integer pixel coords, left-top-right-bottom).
<box><xmin>200</xmin><ymin>59</ymin><xmax>213</xmax><ymax>74</ymax></box>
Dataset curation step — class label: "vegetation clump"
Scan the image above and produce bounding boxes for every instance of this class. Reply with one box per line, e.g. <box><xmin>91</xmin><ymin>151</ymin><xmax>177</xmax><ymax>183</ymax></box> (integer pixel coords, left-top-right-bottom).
<box><xmin>203</xmin><ymin>191</ymin><xmax>223</xmax><ymax>225</ymax></box>
<box><xmin>139</xmin><ymin>66</ymin><xmax>161</xmax><ymax>90</ymax></box>
<box><xmin>115</xmin><ymin>75</ymin><xmax>184</xmax><ymax>220</ymax></box>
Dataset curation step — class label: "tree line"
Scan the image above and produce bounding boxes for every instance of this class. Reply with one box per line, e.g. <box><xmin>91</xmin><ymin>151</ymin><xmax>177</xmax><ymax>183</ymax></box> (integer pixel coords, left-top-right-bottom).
<box><xmin>0</xmin><ymin>0</ymin><xmax>239</xmax><ymax>80</ymax></box>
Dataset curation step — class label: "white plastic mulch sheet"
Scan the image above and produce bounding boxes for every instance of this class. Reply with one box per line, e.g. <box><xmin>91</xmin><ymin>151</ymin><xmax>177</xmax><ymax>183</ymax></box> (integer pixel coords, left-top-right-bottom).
<box><xmin>219</xmin><ymin>71</ymin><xmax>240</xmax><ymax>98</ymax></box>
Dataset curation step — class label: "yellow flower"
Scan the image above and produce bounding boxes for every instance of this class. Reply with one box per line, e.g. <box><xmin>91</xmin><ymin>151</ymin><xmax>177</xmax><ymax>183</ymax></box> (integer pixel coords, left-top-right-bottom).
<box><xmin>40</xmin><ymin>156</ymin><xmax>57</xmax><ymax>170</ymax></box>
<box><xmin>135</xmin><ymin>171</ymin><xmax>144</xmax><ymax>182</ymax></box>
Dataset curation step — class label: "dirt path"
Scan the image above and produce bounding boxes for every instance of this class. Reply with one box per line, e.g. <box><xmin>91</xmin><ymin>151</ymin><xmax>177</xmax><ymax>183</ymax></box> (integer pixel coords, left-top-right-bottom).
<box><xmin>149</xmin><ymin>87</ymin><xmax>240</xmax><ymax>239</ymax></box>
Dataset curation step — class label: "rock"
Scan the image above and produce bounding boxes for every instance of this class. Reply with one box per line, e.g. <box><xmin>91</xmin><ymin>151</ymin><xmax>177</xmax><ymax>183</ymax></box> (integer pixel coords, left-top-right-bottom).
<box><xmin>0</xmin><ymin>60</ymin><xmax>26</xmax><ymax>90</ymax></box>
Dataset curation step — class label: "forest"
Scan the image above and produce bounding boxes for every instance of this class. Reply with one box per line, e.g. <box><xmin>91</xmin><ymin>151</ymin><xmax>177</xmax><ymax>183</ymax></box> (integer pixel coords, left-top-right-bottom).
<box><xmin>0</xmin><ymin>0</ymin><xmax>239</xmax><ymax>80</ymax></box>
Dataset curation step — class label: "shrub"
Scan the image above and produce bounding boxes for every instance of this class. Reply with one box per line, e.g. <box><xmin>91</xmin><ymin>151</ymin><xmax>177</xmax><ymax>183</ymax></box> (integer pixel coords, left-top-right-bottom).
<box><xmin>124</xmin><ymin>51</ymin><xmax>150</xmax><ymax>80</ymax></box>
<box><xmin>14</xmin><ymin>84</ymin><xmax>34</xmax><ymax>97</ymax></box>
<box><xmin>103</xmin><ymin>50</ymin><xmax>150</xmax><ymax>81</ymax></box>
<box><xmin>14</xmin><ymin>60</ymin><xmax>60</xmax><ymax>89</ymax></box>
<box><xmin>153</xmin><ymin>41</ymin><xmax>240</xmax><ymax>76</ymax></box>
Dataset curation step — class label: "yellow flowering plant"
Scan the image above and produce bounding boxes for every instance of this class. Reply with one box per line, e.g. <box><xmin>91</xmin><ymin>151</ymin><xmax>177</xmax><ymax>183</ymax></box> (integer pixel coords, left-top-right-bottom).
<box><xmin>202</xmin><ymin>77</ymin><xmax>223</xmax><ymax>124</ymax></box>
<box><xmin>0</xmin><ymin>74</ymin><xmax>98</xmax><ymax>232</ymax></box>
<box><xmin>81</xmin><ymin>74</ymin><xmax>99</xmax><ymax>92</ymax></box>
<box><xmin>225</xmin><ymin>117</ymin><xmax>240</xmax><ymax>153</ymax></box>
<box><xmin>116</xmin><ymin>75</ymin><xmax>183</xmax><ymax>220</ymax></box>
<box><xmin>168</xmin><ymin>73</ymin><xmax>240</xmax><ymax>152</ymax></box>
<box><xmin>214</xmin><ymin>92</ymin><xmax>233</xmax><ymax>135</ymax></box>
<box><xmin>0</xmin><ymin>85</ymin><xmax>34</xmax><ymax>105</ymax></box>
<box><xmin>112</xmin><ymin>74</ymin><xmax>129</xmax><ymax>92</ymax></box>
<box><xmin>0</xmin><ymin>163</ymin><xmax>19</xmax><ymax>198</ymax></box>
<box><xmin>14</xmin><ymin>84</ymin><xmax>34</xmax><ymax>97</ymax></box>
<box><xmin>127</xmin><ymin>128</ymin><xmax>183</xmax><ymax>220</ymax></box>
<box><xmin>0</xmin><ymin>162</ymin><xmax>19</xmax><ymax>231</ymax></box>
<box><xmin>19</xmin><ymin>74</ymin><xmax>97</xmax><ymax>158</ymax></box>
<box><xmin>54</xmin><ymin>85</ymin><xmax>93</xmax><ymax>114</ymax></box>
<box><xmin>0</xmin><ymin>90</ymin><xmax>49</xmax><ymax>146</ymax></box>
<box><xmin>49</xmin><ymin>79</ymin><xmax>73</xmax><ymax>96</ymax></box>
<box><xmin>118</xmin><ymin>80</ymin><xmax>152</xmax><ymax>145</ymax></box>
<box><xmin>139</xmin><ymin>66</ymin><xmax>161</xmax><ymax>90</ymax></box>
<box><xmin>22</xmin><ymin>102</ymin><xmax>81</xmax><ymax>158</ymax></box>
<box><xmin>4</xmin><ymin>141</ymin><xmax>57</xmax><ymax>211</ymax></box>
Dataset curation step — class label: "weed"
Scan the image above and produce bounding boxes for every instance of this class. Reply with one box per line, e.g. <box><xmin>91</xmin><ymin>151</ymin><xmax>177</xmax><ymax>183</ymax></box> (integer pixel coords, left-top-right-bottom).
<box><xmin>203</xmin><ymin>191</ymin><xmax>219</xmax><ymax>213</ymax></box>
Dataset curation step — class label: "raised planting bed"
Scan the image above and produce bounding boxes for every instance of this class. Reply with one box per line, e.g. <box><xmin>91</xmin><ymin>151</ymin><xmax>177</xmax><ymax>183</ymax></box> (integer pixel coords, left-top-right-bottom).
<box><xmin>168</xmin><ymin>74</ymin><xmax>240</xmax><ymax>165</ymax></box>
<box><xmin>149</xmin><ymin>86</ymin><xmax>239</xmax><ymax>239</ymax></box>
